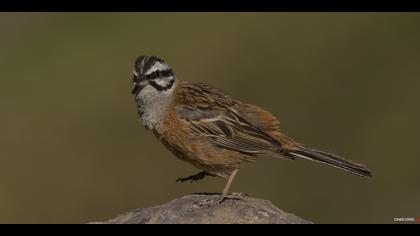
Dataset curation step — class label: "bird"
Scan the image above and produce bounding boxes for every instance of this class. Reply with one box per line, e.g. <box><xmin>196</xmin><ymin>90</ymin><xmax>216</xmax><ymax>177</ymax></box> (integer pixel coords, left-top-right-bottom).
<box><xmin>131</xmin><ymin>55</ymin><xmax>372</xmax><ymax>204</ymax></box>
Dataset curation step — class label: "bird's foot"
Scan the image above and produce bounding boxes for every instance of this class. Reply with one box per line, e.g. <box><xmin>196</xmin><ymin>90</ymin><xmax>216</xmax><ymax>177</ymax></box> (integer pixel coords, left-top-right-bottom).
<box><xmin>176</xmin><ymin>171</ymin><xmax>208</xmax><ymax>183</ymax></box>
<box><xmin>195</xmin><ymin>194</ymin><xmax>227</xmax><ymax>207</ymax></box>
<box><xmin>194</xmin><ymin>193</ymin><xmax>244</xmax><ymax>208</ymax></box>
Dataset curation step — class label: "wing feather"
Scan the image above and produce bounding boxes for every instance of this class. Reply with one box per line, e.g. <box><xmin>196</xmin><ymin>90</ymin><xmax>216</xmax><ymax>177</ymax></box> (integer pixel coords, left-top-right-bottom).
<box><xmin>174</xmin><ymin>81</ymin><xmax>293</xmax><ymax>159</ymax></box>
<box><xmin>175</xmin><ymin>102</ymin><xmax>292</xmax><ymax>159</ymax></box>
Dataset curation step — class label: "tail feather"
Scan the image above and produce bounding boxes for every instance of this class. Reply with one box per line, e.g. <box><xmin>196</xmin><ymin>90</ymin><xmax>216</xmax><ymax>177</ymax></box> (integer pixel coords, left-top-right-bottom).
<box><xmin>287</xmin><ymin>146</ymin><xmax>372</xmax><ymax>177</ymax></box>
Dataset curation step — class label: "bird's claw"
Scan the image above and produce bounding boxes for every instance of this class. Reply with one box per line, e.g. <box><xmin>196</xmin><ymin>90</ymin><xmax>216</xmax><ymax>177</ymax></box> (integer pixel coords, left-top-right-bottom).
<box><xmin>176</xmin><ymin>171</ymin><xmax>207</xmax><ymax>183</ymax></box>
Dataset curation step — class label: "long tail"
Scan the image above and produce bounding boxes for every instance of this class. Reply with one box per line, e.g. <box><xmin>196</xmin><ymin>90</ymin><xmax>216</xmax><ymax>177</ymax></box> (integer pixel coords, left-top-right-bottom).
<box><xmin>286</xmin><ymin>146</ymin><xmax>372</xmax><ymax>177</ymax></box>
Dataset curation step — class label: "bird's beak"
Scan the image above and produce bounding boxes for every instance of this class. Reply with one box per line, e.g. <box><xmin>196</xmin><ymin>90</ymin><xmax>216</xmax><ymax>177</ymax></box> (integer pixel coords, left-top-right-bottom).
<box><xmin>132</xmin><ymin>70</ymin><xmax>140</xmax><ymax>95</ymax></box>
<box><xmin>131</xmin><ymin>83</ymin><xmax>140</xmax><ymax>95</ymax></box>
<box><xmin>132</xmin><ymin>70</ymin><xmax>139</xmax><ymax>78</ymax></box>
<box><xmin>131</xmin><ymin>71</ymin><xmax>147</xmax><ymax>95</ymax></box>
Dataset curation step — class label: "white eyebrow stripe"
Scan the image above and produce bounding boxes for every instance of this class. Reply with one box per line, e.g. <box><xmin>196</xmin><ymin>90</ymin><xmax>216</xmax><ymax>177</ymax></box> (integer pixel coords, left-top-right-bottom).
<box><xmin>145</xmin><ymin>61</ymin><xmax>170</xmax><ymax>75</ymax></box>
<box><xmin>154</xmin><ymin>76</ymin><xmax>174</xmax><ymax>86</ymax></box>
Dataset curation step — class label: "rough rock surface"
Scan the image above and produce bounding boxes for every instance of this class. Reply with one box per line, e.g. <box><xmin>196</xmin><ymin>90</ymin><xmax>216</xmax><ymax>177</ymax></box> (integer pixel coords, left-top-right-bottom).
<box><xmin>93</xmin><ymin>193</ymin><xmax>312</xmax><ymax>224</ymax></box>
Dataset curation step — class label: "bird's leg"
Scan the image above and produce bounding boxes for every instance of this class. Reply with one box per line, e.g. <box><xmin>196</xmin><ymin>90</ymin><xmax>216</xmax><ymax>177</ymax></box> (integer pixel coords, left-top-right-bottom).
<box><xmin>197</xmin><ymin>169</ymin><xmax>239</xmax><ymax>207</ymax></box>
<box><xmin>217</xmin><ymin>169</ymin><xmax>239</xmax><ymax>203</ymax></box>
<box><xmin>176</xmin><ymin>171</ymin><xmax>208</xmax><ymax>183</ymax></box>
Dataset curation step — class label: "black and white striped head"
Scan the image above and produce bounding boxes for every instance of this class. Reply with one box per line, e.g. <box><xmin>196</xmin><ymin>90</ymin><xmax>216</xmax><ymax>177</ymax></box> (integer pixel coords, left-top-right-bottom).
<box><xmin>131</xmin><ymin>55</ymin><xmax>176</xmax><ymax>96</ymax></box>
<box><xmin>131</xmin><ymin>56</ymin><xmax>178</xmax><ymax>130</ymax></box>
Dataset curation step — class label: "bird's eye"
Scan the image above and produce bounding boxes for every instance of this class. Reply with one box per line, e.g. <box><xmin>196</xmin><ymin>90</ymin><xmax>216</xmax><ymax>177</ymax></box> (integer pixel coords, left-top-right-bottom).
<box><xmin>146</xmin><ymin>70</ymin><xmax>161</xmax><ymax>80</ymax></box>
<box><xmin>154</xmin><ymin>70</ymin><xmax>161</xmax><ymax>78</ymax></box>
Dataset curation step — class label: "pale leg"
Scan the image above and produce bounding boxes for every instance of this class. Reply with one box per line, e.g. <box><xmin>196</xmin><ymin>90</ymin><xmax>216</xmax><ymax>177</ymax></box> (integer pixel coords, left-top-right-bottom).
<box><xmin>220</xmin><ymin>169</ymin><xmax>239</xmax><ymax>201</ymax></box>
<box><xmin>196</xmin><ymin>169</ymin><xmax>239</xmax><ymax>207</ymax></box>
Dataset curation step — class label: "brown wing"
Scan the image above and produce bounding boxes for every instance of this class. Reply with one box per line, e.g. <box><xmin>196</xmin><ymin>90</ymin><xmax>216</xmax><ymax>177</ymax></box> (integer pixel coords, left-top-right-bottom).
<box><xmin>236</xmin><ymin>103</ymin><xmax>301</xmax><ymax>150</ymax></box>
<box><xmin>174</xmin><ymin>82</ymin><xmax>293</xmax><ymax>159</ymax></box>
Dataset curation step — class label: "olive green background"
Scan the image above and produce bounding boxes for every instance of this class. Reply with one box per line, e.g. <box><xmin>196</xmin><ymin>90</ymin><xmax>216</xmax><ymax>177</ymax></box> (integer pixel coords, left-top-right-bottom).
<box><xmin>0</xmin><ymin>13</ymin><xmax>419</xmax><ymax>224</ymax></box>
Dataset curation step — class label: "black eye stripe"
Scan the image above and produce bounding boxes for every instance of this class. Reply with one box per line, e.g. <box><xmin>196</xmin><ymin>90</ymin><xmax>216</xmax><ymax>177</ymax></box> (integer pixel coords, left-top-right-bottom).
<box><xmin>146</xmin><ymin>69</ymin><xmax>174</xmax><ymax>80</ymax></box>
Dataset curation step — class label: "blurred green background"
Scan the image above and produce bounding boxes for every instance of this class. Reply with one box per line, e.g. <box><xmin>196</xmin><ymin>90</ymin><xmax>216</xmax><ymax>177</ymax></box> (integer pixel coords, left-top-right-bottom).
<box><xmin>0</xmin><ymin>13</ymin><xmax>419</xmax><ymax>224</ymax></box>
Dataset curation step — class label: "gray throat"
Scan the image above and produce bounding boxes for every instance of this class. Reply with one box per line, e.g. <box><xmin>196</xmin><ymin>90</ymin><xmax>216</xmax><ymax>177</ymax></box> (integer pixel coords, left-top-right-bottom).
<box><xmin>135</xmin><ymin>81</ymin><xmax>177</xmax><ymax>133</ymax></box>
